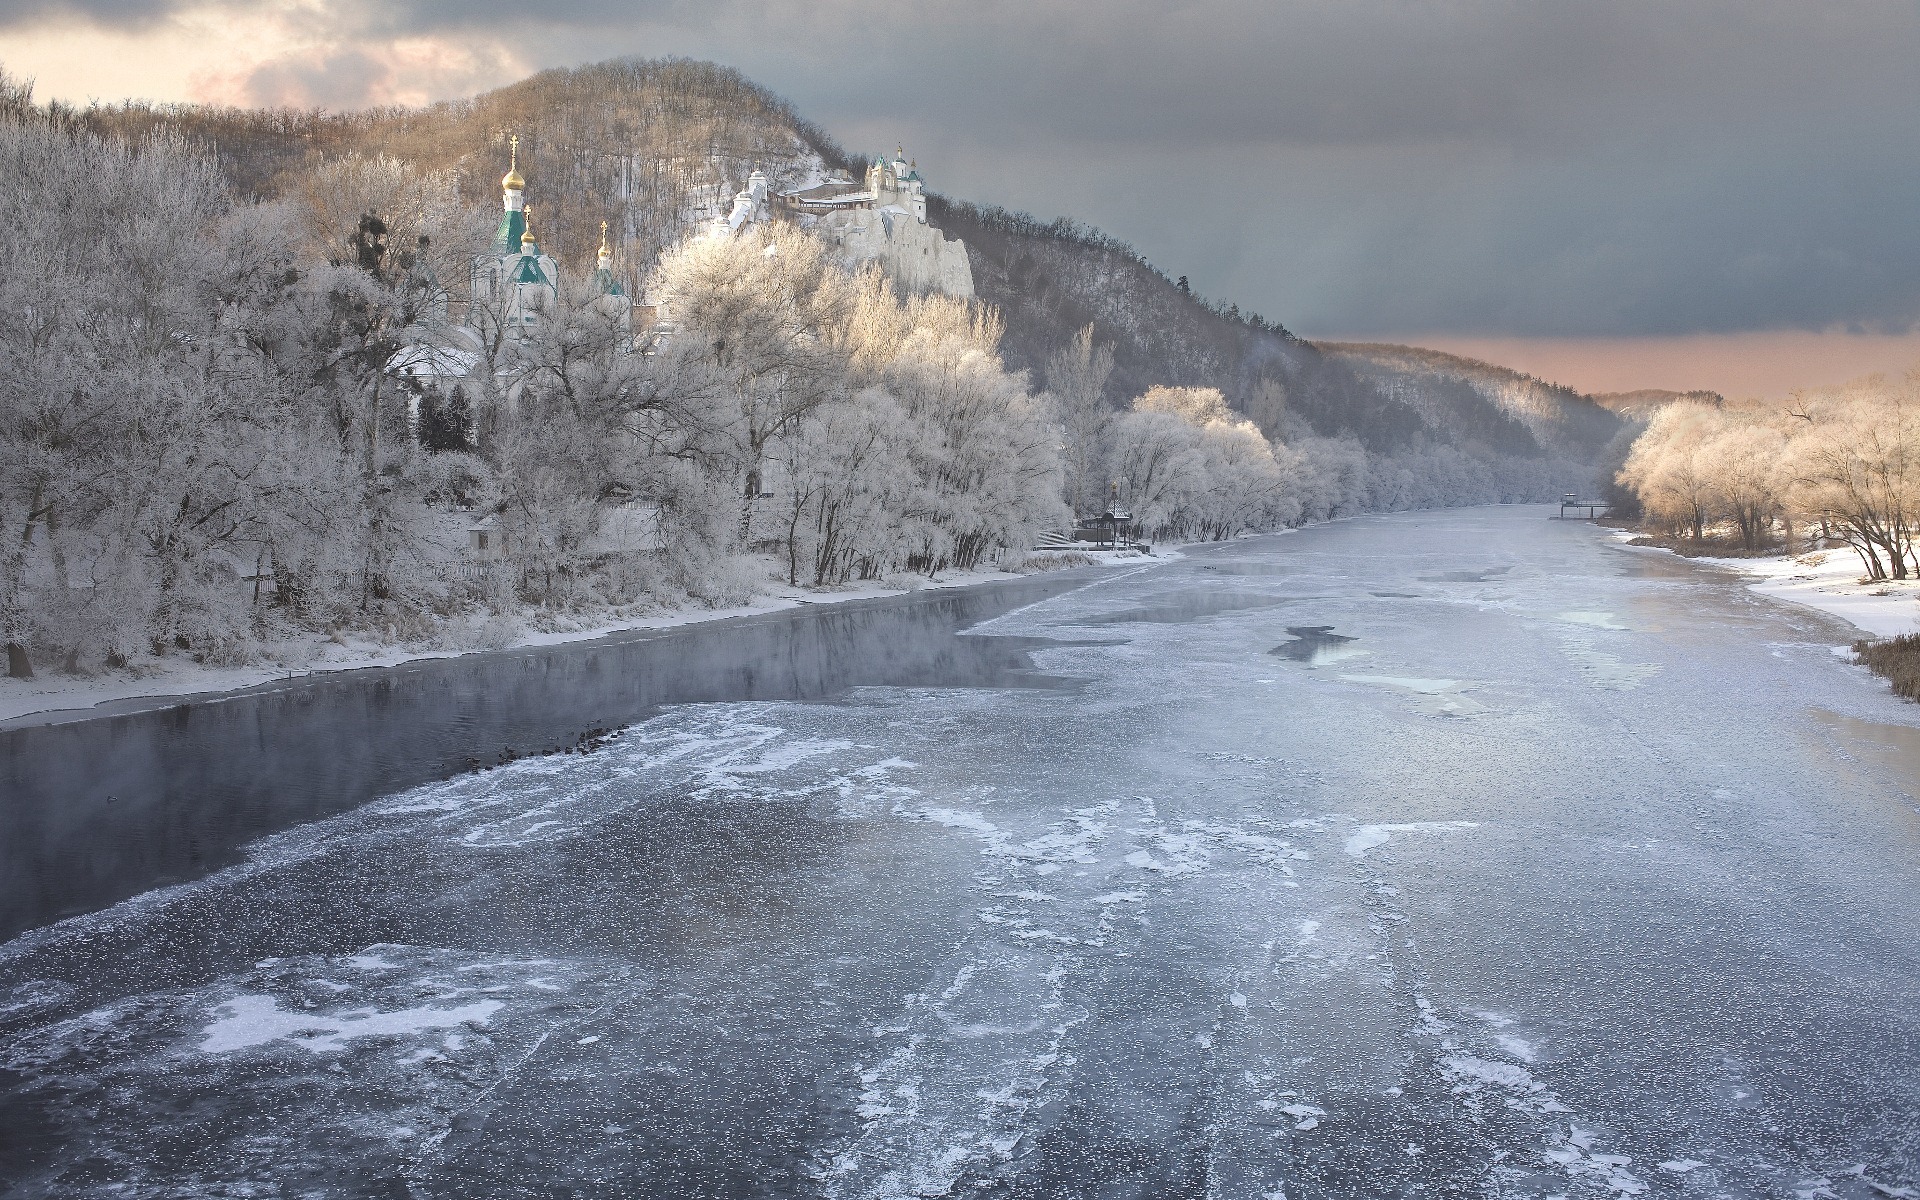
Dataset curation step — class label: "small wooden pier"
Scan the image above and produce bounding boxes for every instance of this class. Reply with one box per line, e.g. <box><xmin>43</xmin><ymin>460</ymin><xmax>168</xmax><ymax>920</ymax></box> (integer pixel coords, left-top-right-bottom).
<box><xmin>1557</xmin><ymin>495</ymin><xmax>1612</xmax><ymax>520</ymax></box>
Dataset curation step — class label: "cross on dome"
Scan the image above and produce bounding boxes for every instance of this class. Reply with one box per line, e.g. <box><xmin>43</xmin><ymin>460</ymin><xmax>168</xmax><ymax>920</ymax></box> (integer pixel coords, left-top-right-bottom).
<box><xmin>502</xmin><ymin>133</ymin><xmax>526</xmax><ymax>192</ymax></box>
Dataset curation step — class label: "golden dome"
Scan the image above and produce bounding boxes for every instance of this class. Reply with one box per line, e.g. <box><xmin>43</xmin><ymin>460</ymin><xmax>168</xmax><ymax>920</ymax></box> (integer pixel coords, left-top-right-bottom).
<box><xmin>502</xmin><ymin>133</ymin><xmax>525</xmax><ymax>192</ymax></box>
<box><xmin>521</xmin><ymin>206</ymin><xmax>536</xmax><ymax>247</ymax></box>
<box><xmin>598</xmin><ymin>220</ymin><xmax>611</xmax><ymax>260</ymax></box>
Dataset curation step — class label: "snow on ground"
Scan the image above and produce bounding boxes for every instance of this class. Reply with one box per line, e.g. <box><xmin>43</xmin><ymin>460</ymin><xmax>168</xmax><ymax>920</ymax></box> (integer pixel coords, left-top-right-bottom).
<box><xmin>1612</xmin><ymin>533</ymin><xmax>1920</xmax><ymax>639</ymax></box>
<box><xmin>0</xmin><ymin>546</ymin><xmax>1175</xmax><ymax>725</ymax></box>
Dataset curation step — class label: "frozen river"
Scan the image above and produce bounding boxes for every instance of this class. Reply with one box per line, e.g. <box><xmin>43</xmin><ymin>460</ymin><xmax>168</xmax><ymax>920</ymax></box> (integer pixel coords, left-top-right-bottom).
<box><xmin>2</xmin><ymin>506</ymin><xmax>1918</xmax><ymax>1198</ymax></box>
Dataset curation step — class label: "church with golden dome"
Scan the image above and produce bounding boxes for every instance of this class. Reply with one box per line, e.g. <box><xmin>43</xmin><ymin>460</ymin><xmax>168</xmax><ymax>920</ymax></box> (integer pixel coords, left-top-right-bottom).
<box><xmin>469</xmin><ymin>135</ymin><xmax>562</xmax><ymax>338</ymax></box>
<box><xmin>389</xmin><ymin>138</ymin><xmax>631</xmax><ymax>406</ymax></box>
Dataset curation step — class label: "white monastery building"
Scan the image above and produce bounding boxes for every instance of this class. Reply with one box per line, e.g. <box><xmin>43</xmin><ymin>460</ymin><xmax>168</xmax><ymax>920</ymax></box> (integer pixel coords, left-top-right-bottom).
<box><xmin>779</xmin><ymin>149</ymin><xmax>976</xmax><ymax>298</ymax></box>
<box><xmin>710</xmin><ymin>148</ymin><xmax>975</xmax><ymax>299</ymax></box>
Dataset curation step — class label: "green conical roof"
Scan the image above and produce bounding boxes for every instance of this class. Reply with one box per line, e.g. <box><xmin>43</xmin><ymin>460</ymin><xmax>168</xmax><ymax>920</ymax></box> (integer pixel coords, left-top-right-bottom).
<box><xmin>494</xmin><ymin>209</ymin><xmax>526</xmax><ymax>252</ymax></box>
<box><xmin>510</xmin><ymin>253</ymin><xmax>549</xmax><ymax>285</ymax></box>
<box><xmin>592</xmin><ymin>266</ymin><xmax>626</xmax><ymax>297</ymax></box>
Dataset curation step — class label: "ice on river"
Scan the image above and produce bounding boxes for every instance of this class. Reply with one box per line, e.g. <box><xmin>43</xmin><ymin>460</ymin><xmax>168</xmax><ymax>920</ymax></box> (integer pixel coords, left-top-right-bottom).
<box><xmin>1343</xmin><ymin>820</ymin><xmax>1480</xmax><ymax>859</ymax></box>
<box><xmin>3</xmin><ymin>507</ymin><xmax>1918</xmax><ymax>1198</ymax></box>
<box><xmin>198</xmin><ymin>992</ymin><xmax>505</xmax><ymax>1055</ymax></box>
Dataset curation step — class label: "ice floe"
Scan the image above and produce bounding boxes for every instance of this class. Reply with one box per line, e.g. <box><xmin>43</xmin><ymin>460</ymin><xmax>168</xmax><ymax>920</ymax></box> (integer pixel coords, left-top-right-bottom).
<box><xmin>198</xmin><ymin>993</ymin><xmax>503</xmax><ymax>1055</ymax></box>
<box><xmin>1344</xmin><ymin>820</ymin><xmax>1480</xmax><ymax>858</ymax></box>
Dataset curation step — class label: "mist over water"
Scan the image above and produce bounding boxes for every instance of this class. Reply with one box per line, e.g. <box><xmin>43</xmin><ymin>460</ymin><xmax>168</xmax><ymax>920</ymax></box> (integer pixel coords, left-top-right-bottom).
<box><xmin>0</xmin><ymin>576</ymin><xmax>1089</xmax><ymax>941</ymax></box>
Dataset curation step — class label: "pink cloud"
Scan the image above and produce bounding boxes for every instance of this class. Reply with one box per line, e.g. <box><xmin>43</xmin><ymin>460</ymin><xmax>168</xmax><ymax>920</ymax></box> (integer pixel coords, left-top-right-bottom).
<box><xmin>186</xmin><ymin>33</ymin><xmax>525</xmax><ymax>109</ymax></box>
<box><xmin>1313</xmin><ymin>330</ymin><xmax>1920</xmax><ymax>400</ymax></box>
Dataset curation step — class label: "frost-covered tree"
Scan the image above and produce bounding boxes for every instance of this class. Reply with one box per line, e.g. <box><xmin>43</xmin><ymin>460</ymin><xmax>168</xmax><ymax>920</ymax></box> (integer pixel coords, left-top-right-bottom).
<box><xmin>1135</xmin><ymin>385</ymin><xmax>1231</xmax><ymax>426</ymax></box>
<box><xmin>1618</xmin><ymin>401</ymin><xmax>1722</xmax><ymax>542</ymax></box>
<box><xmin>1044</xmin><ymin>324</ymin><xmax>1116</xmax><ymax>518</ymax></box>
<box><xmin>1703</xmin><ymin>419</ymin><xmax>1788</xmax><ymax>552</ymax></box>
<box><xmin>750</xmin><ymin>264</ymin><xmax>1065</xmax><ymax>582</ymax></box>
<box><xmin>1615</xmin><ymin>377</ymin><xmax>1920</xmax><ymax>572</ymax></box>
<box><xmin>768</xmin><ymin>388</ymin><xmax>919</xmax><ymax>585</ymax></box>
<box><xmin>1109</xmin><ymin>387</ymin><xmax>1299</xmax><ymax>542</ymax></box>
<box><xmin>653</xmin><ymin>227</ymin><xmax>854</xmax><ymax>534</ymax></box>
<box><xmin>870</xmin><ymin>296</ymin><xmax>1065</xmax><ymax>572</ymax></box>
<box><xmin>0</xmin><ymin>109</ymin><xmax>275</xmax><ymax>673</ymax></box>
<box><xmin>1785</xmin><ymin>378</ymin><xmax>1920</xmax><ymax>579</ymax></box>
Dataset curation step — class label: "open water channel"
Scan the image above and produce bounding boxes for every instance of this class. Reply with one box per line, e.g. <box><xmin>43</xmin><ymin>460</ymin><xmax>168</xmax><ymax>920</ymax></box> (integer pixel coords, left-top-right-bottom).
<box><xmin>1</xmin><ymin>505</ymin><xmax>1916</xmax><ymax>1198</ymax></box>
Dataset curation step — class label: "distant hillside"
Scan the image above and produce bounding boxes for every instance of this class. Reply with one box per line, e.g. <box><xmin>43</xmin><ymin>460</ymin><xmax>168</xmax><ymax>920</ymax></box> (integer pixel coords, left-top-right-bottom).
<box><xmin>932</xmin><ymin>200</ymin><xmax>1435</xmax><ymax>453</ymax></box>
<box><xmin>1589</xmin><ymin>389</ymin><xmax>1724</xmax><ymax>420</ymax></box>
<box><xmin>1316</xmin><ymin>342</ymin><xmax>1624</xmax><ymax>461</ymax></box>
<box><xmin>934</xmin><ymin>203</ymin><xmax>1635</xmax><ymax>465</ymax></box>
<box><xmin>74</xmin><ymin>57</ymin><xmax>1622</xmax><ymax>467</ymax></box>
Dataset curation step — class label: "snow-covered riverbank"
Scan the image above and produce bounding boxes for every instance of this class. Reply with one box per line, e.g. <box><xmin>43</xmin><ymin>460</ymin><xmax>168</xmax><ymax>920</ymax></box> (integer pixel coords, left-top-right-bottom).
<box><xmin>1613</xmin><ymin>531</ymin><xmax>1920</xmax><ymax>638</ymax></box>
<box><xmin>0</xmin><ymin>548</ymin><xmax>1174</xmax><ymax>725</ymax></box>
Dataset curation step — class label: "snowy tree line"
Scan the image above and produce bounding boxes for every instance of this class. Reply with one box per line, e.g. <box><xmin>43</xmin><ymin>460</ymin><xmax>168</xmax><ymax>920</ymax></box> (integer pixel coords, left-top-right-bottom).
<box><xmin>0</xmin><ymin>97</ymin><xmax>1594</xmax><ymax>681</ymax></box>
<box><xmin>1616</xmin><ymin>374</ymin><xmax>1920</xmax><ymax>578</ymax></box>
<box><xmin>1040</xmin><ymin>328</ymin><xmax>1584</xmax><ymax>544</ymax></box>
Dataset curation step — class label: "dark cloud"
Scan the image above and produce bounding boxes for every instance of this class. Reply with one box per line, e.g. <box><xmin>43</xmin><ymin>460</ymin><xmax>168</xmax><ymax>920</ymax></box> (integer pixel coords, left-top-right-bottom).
<box><xmin>0</xmin><ymin>0</ymin><xmax>177</xmax><ymax>28</ymax></box>
<box><xmin>13</xmin><ymin>0</ymin><xmax>1920</xmax><ymax>336</ymax></box>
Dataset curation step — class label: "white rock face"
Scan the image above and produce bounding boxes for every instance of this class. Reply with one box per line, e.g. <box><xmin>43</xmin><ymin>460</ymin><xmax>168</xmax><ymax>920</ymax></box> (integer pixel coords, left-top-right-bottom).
<box><xmin>779</xmin><ymin>151</ymin><xmax>976</xmax><ymax>298</ymax></box>
<box><xmin>813</xmin><ymin>203</ymin><xmax>976</xmax><ymax>298</ymax></box>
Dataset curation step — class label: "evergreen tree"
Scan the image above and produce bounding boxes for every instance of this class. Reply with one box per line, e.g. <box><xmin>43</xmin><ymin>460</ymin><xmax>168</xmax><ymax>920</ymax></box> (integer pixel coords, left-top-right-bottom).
<box><xmin>420</xmin><ymin>385</ymin><xmax>474</xmax><ymax>453</ymax></box>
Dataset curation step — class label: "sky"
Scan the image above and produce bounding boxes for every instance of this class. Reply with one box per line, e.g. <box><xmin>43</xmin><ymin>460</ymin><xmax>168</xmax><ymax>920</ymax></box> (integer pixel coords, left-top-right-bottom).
<box><xmin>7</xmin><ymin>0</ymin><xmax>1920</xmax><ymax>398</ymax></box>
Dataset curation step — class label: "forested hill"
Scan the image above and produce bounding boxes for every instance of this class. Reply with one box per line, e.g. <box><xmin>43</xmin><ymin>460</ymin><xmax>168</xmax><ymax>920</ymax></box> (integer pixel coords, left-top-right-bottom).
<box><xmin>60</xmin><ymin>55</ymin><xmax>1620</xmax><ymax>464</ymax></box>
<box><xmin>1315</xmin><ymin>342</ymin><xmax>1624</xmax><ymax>461</ymax></box>
<box><xmin>63</xmin><ymin>59</ymin><xmax>837</xmax><ymax>291</ymax></box>
<box><xmin>941</xmin><ymin>196</ymin><xmax>1617</xmax><ymax>460</ymax></box>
